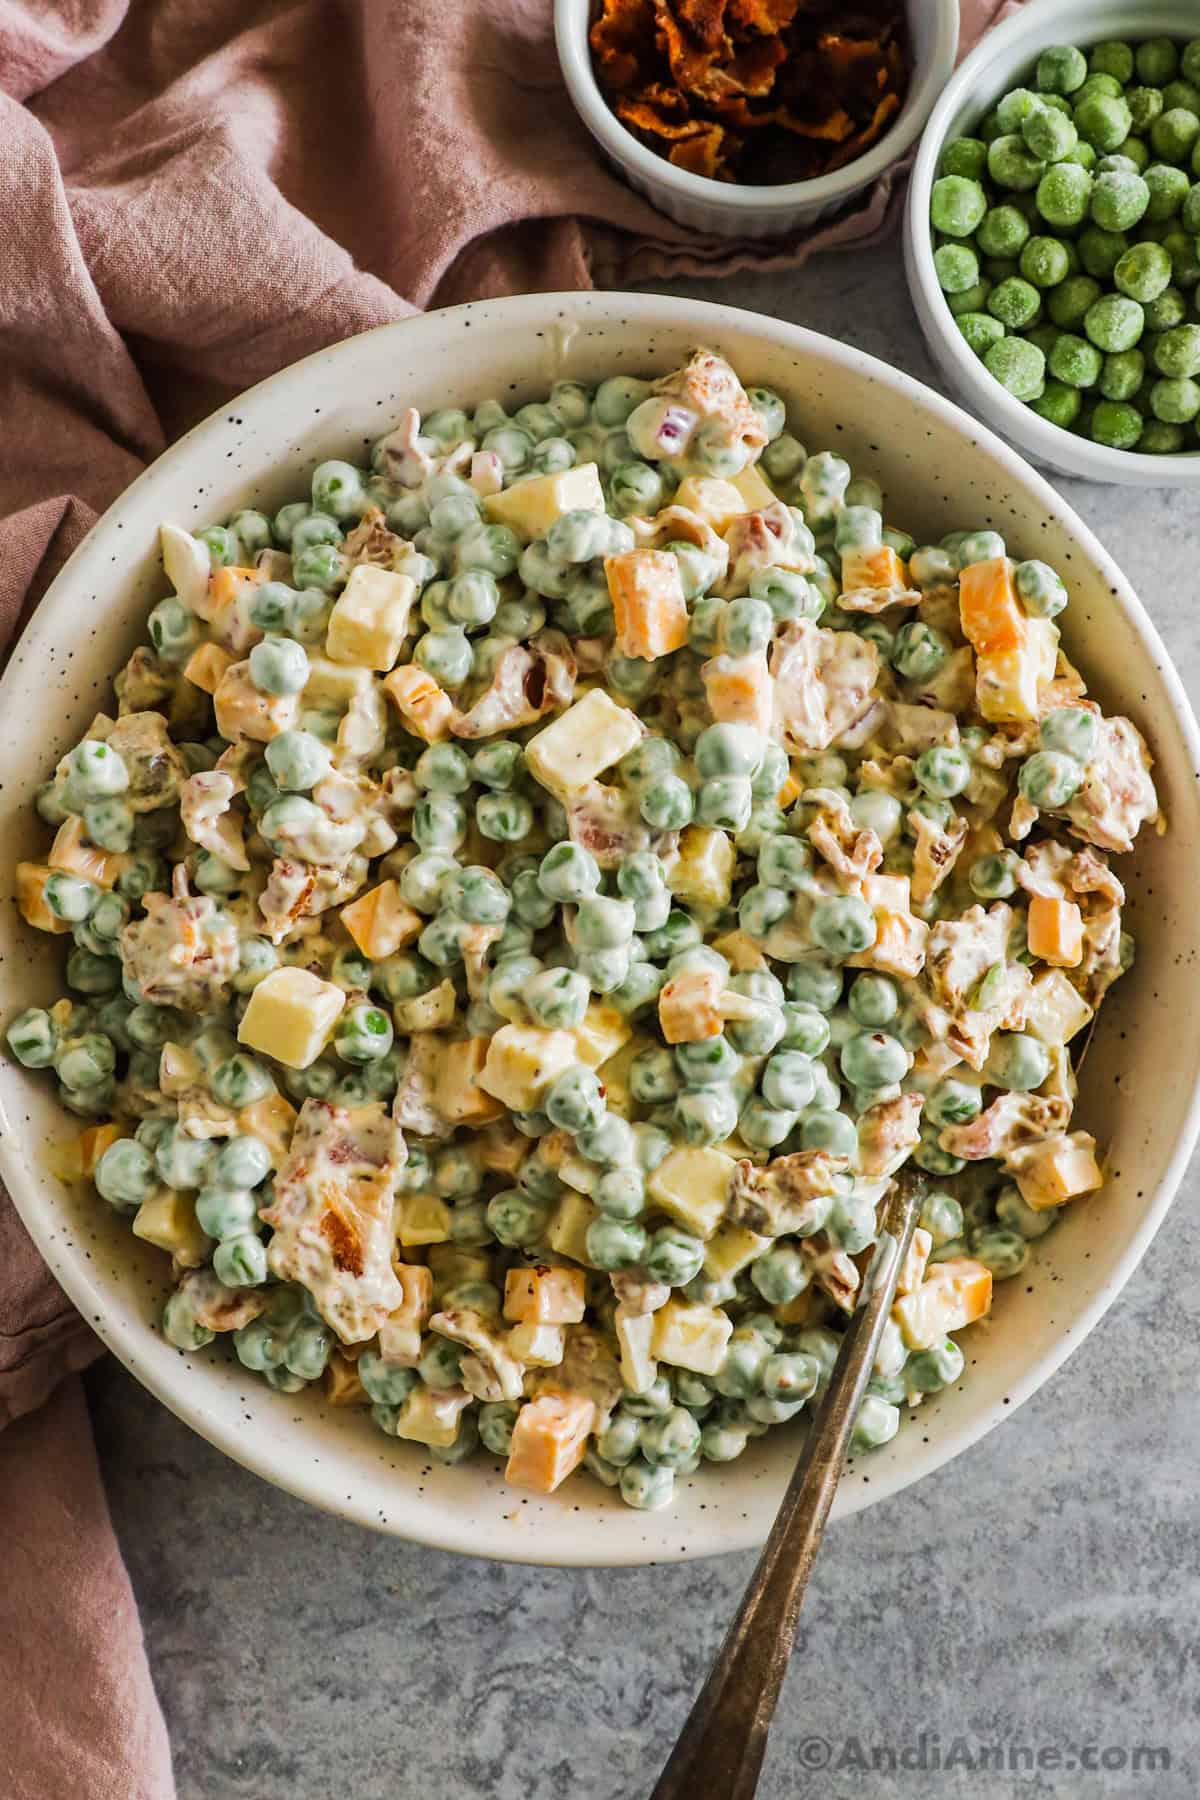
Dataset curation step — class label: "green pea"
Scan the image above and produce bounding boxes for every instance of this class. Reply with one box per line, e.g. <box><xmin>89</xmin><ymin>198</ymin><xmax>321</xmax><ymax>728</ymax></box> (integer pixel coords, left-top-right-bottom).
<box><xmin>1099</xmin><ymin>346</ymin><xmax>1146</xmax><ymax>400</ymax></box>
<box><xmin>1036</xmin><ymin>44</ymin><xmax>1086</xmax><ymax>95</ymax></box>
<box><xmin>1151</xmin><ymin>376</ymin><xmax>1200</xmax><ymax>422</ymax></box>
<box><xmin>913</xmin><ymin>745</ymin><xmax>971</xmax><ymax>800</ymax></box>
<box><xmin>987</xmin><ymin>134</ymin><xmax>1045</xmax><ymax>193</ymax></box>
<box><xmin>958</xmin><ymin>305</ymin><xmax>1004</xmax><ymax>355</ymax></box>
<box><xmin>1035</xmin><ymin>161</ymin><xmax>1093</xmax><ymax>229</ymax></box>
<box><xmin>1022</xmin><ymin>103</ymin><xmax>1077</xmax><ymax>164</ymax></box>
<box><xmin>1073</xmin><ymin>91</ymin><xmax>1131</xmax><ymax>153</ymax></box>
<box><xmin>537</xmin><ymin>842</ymin><xmax>600</xmax><ymax>905</ymax></box>
<box><xmin>1152</xmin><ymin>107</ymin><xmax>1200</xmax><ymax>166</ymax></box>
<box><xmin>1048</xmin><ymin>331</ymin><xmax>1103</xmax><ymax>388</ymax></box>
<box><xmin>840</xmin><ymin>1030</ymin><xmax>908</xmax><ymax>1090</ymax></box>
<box><xmin>1139</xmin><ymin>419</ymin><xmax>1187</xmax><ymax>452</ymax></box>
<box><xmin>1154</xmin><ymin>321</ymin><xmax>1200</xmax><ymax>375</ymax></box>
<box><xmin>987</xmin><ymin>276</ymin><xmax>1041</xmax><ymax>331</ymax></box>
<box><xmin>1029</xmin><ymin>379</ymin><xmax>1081</xmax><ymax>428</ymax></box>
<box><xmin>983</xmin><ymin>335</ymin><xmax>1046</xmax><ymax>400</ymax></box>
<box><xmin>1090</xmin><ymin>170</ymin><xmax>1150</xmax><ymax>234</ymax></box>
<box><xmin>1089</xmin><ymin>400</ymin><xmax>1144</xmax><ymax>448</ymax></box>
<box><xmin>1016</xmin><ymin>235</ymin><xmax>1068</xmax><ymax>289</ymax></box>
<box><xmin>1083</xmin><ymin>293</ymin><xmax>1144</xmax><ymax>352</ymax></box>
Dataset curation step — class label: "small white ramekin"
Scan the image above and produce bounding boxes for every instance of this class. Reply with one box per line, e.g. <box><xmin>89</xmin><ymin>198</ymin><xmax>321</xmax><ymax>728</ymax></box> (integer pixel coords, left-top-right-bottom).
<box><xmin>905</xmin><ymin>0</ymin><xmax>1200</xmax><ymax>487</ymax></box>
<box><xmin>555</xmin><ymin>0</ymin><xmax>958</xmax><ymax>238</ymax></box>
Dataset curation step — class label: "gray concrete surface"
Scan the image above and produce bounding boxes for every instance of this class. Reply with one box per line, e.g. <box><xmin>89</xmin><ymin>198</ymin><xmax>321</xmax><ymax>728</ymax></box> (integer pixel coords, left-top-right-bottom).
<box><xmin>90</xmin><ymin>237</ymin><xmax>1200</xmax><ymax>1800</ymax></box>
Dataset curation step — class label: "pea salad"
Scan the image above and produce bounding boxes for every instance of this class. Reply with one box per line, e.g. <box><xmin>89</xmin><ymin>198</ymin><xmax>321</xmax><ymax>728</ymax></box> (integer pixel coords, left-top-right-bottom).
<box><xmin>932</xmin><ymin>33</ymin><xmax>1200</xmax><ymax>451</ymax></box>
<box><xmin>7</xmin><ymin>351</ymin><xmax>1159</xmax><ymax>1512</ymax></box>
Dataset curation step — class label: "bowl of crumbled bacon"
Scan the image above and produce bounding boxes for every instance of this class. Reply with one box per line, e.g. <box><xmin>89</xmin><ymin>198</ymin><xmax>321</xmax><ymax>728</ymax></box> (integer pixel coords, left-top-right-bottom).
<box><xmin>555</xmin><ymin>0</ymin><xmax>958</xmax><ymax>235</ymax></box>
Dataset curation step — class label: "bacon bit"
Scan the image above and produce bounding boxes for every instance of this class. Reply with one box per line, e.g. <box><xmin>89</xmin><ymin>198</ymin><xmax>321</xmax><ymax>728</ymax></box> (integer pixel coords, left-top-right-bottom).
<box><xmin>320</xmin><ymin>1202</ymin><xmax>366</xmax><ymax>1276</ymax></box>
<box><xmin>590</xmin><ymin>0</ymin><xmax>659</xmax><ymax>90</ymax></box>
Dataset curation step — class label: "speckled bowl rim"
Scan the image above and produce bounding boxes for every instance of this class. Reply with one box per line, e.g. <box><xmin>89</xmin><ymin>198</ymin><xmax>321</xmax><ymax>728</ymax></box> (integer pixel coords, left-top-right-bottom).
<box><xmin>2</xmin><ymin>292</ymin><xmax>1198</xmax><ymax>1565</ymax></box>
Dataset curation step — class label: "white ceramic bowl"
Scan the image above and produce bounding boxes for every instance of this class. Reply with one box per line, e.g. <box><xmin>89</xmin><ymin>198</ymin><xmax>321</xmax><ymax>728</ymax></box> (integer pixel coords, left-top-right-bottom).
<box><xmin>905</xmin><ymin>0</ymin><xmax>1200</xmax><ymax>486</ymax></box>
<box><xmin>555</xmin><ymin>0</ymin><xmax>958</xmax><ymax>237</ymax></box>
<box><xmin>2</xmin><ymin>293</ymin><xmax>1198</xmax><ymax>1566</ymax></box>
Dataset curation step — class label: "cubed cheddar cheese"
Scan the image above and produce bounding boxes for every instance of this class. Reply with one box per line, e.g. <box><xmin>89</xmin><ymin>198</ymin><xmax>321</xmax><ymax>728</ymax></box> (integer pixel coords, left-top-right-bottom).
<box><xmin>1024</xmin><ymin>969</ymin><xmax>1093</xmax><ymax>1046</ymax></box>
<box><xmin>475</xmin><ymin>1117</ymin><xmax>529</xmax><ymax>1177</ymax></box>
<box><xmin>237</xmin><ymin>1091</ymin><xmax>297</xmax><ymax>1166</ymax></box>
<box><xmin>976</xmin><ymin>619</ymin><xmax>1059</xmax><ymax>725</ymax></box>
<box><xmin>183</xmin><ymin>641</ymin><xmax>235</xmax><ymax>694</ymax></box>
<box><xmin>571</xmin><ymin>1002</ymin><xmax>630</xmax><ymax>1070</ymax></box>
<box><xmin>840</xmin><ymin>544</ymin><xmax>910</xmax><ymax>598</ymax></box>
<box><xmin>237</xmin><ymin>967</ymin><xmax>345</xmax><ymax>1069</ymax></box>
<box><xmin>558</xmin><ymin>1154</ymin><xmax>597</xmax><ymax>1196</ymax></box>
<box><xmin>1026</xmin><ymin>894</ymin><xmax>1084</xmax><ymax>968</ymax></box>
<box><xmin>214</xmin><ymin>660</ymin><xmax>298</xmax><ymax>742</ymax></box>
<box><xmin>324</xmin><ymin>1350</ymin><xmax>370</xmax><ymax>1407</ymax></box>
<box><xmin>378</xmin><ymin>1262</ymin><xmax>434</xmax><ymax>1364</ymax></box>
<box><xmin>667</xmin><ymin>825</ymin><xmax>735</xmax><ymax>910</ymax></box>
<box><xmin>77</xmin><ymin>1122</ymin><xmax>125</xmax><ymax>1179</ymax></box>
<box><xmin>340</xmin><ymin>881</ymin><xmax>423</xmax><ymax>960</ymax></box>
<box><xmin>16</xmin><ymin>863</ymin><xmax>71</xmax><ymax>934</ymax></box>
<box><xmin>507</xmin><ymin>1321</ymin><xmax>567</xmax><ymax>1367</ymax></box>
<box><xmin>1013</xmin><ymin>1131</ymin><xmax>1103</xmax><ymax>1211</ymax></box>
<box><xmin>863</xmin><ymin>872</ymin><xmax>912</xmax><ymax>913</ymax></box>
<box><xmin>382</xmin><ymin>664</ymin><xmax>455</xmax><ymax>742</ymax></box>
<box><xmin>504</xmin><ymin>1264</ymin><xmax>588</xmax><ymax>1326</ymax></box>
<box><xmin>49</xmin><ymin>816</ymin><xmax>126</xmax><ymax>890</ymax></box>
<box><xmin>775</xmin><ymin>1289</ymin><xmax>827</xmax><ymax>1327</ymax></box>
<box><xmin>895</xmin><ymin>1227</ymin><xmax>933</xmax><ymax>1298</ymax></box>
<box><xmin>523</xmin><ymin>689</ymin><xmax>643</xmax><ymax>801</ymax></box>
<box><xmin>305</xmin><ymin>653</ymin><xmax>377</xmax><ymax>714</ymax></box>
<box><xmin>483</xmin><ymin>462</ymin><xmax>605</xmax><ymax>542</ymax></box>
<box><xmin>959</xmin><ymin>557</ymin><xmax>1025</xmax><ymax>655</ymax></box>
<box><xmin>651</xmin><ymin>1299</ymin><xmax>733</xmax><ymax>1376</ymax></box>
<box><xmin>437</xmin><ymin>1037</ymin><xmax>505</xmax><ymax>1126</ymax></box>
<box><xmin>544</xmin><ymin>1191</ymin><xmax>598</xmax><ymax>1266</ymax></box>
<box><xmin>477</xmin><ymin>1023</ymin><xmax>578</xmax><ymax>1112</ymax></box>
<box><xmin>658</xmin><ymin>965</ymin><xmax>723</xmax><ymax>1044</ymax></box>
<box><xmin>605</xmin><ymin>548</ymin><xmax>689</xmax><ymax>661</ymax></box>
<box><xmin>393</xmin><ymin>978</ymin><xmax>457</xmax><ymax>1033</ymax></box>
<box><xmin>132</xmin><ymin>1188</ymin><xmax>211</xmax><ymax>1267</ymax></box>
<box><xmin>731</xmin><ymin>463</ymin><xmax>777</xmax><ymax>513</ymax></box>
<box><xmin>392</xmin><ymin>1385</ymin><xmax>473</xmax><ymax>1448</ymax></box>
<box><xmin>326</xmin><ymin>565</ymin><xmax>417</xmax><ymax>670</ymax></box>
<box><xmin>505</xmin><ymin>1390</ymin><xmax>596</xmax><ymax>1492</ymax></box>
<box><xmin>647</xmin><ymin>1145</ymin><xmax>736</xmax><ymax>1240</ymax></box>
<box><xmin>701</xmin><ymin>651</ymin><xmax>773</xmax><ymax>734</ymax></box>
<box><xmin>711</xmin><ymin>929</ymin><xmax>769</xmax><ymax>973</ymax></box>
<box><xmin>702</xmin><ymin>1222</ymin><xmax>772</xmax><ymax>1282</ymax></box>
<box><xmin>615</xmin><ymin>1307</ymin><xmax>658</xmax><ymax>1395</ymax></box>
<box><xmin>893</xmin><ymin>1258</ymin><xmax>993</xmax><ymax>1350</ymax></box>
<box><xmin>594</xmin><ymin>1037</ymin><xmax>645</xmax><ymax>1121</ymax></box>
<box><xmin>673</xmin><ymin>475</ymin><xmax>749</xmax><ymax>533</ymax></box>
<box><xmin>397</xmin><ymin>1193</ymin><xmax>453</xmax><ymax>1246</ymax></box>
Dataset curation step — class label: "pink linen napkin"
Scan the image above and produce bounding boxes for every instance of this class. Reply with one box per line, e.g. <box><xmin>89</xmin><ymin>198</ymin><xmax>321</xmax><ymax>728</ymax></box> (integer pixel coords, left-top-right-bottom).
<box><xmin>0</xmin><ymin>1</ymin><xmax>1022</xmax><ymax>1792</ymax></box>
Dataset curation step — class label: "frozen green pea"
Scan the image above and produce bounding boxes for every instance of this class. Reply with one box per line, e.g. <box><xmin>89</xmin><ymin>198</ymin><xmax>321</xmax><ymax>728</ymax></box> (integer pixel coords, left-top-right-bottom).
<box><xmin>983</xmin><ymin>335</ymin><xmax>1046</xmax><ymax>400</ymax></box>
<box><xmin>1035</xmin><ymin>160</ymin><xmax>1093</xmax><ymax>230</ymax></box>
<box><xmin>1037</xmin><ymin>44</ymin><xmax>1087</xmax><ymax>95</ymax></box>
<box><xmin>1078</xmin><ymin>225</ymin><xmax>1128</xmax><ymax>281</ymax></box>
<box><xmin>1139</xmin><ymin>419</ymin><xmax>1186</xmax><ymax>450</ymax></box>
<box><xmin>987</xmin><ymin>134</ymin><xmax>1046</xmax><ymax>193</ymax></box>
<box><xmin>933</xmin><ymin>242</ymin><xmax>979</xmax><ymax>296</ymax></box>
<box><xmin>1089</xmin><ymin>399</ymin><xmax>1144</xmax><ymax>447</ymax></box>
<box><xmin>1154</xmin><ymin>321</ymin><xmax>1200</xmax><ymax>375</ymax></box>
<box><xmin>914</xmin><ymin>745</ymin><xmax>971</xmax><ymax>799</ymax></box>
<box><xmin>931</xmin><ymin>173</ymin><xmax>989</xmax><ymax>238</ymax></box>
<box><xmin>1163</xmin><ymin>229</ymin><xmax>1200</xmax><ymax>286</ymax></box>
<box><xmin>1046</xmin><ymin>274</ymin><xmax>1101</xmax><ymax>330</ymax></box>
<box><xmin>969</xmin><ymin>849</ymin><xmax>1020</xmax><ymax>900</ymax></box>
<box><xmin>1030</xmin><ymin>379</ymin><xmax>1083</xmax><ymax>428</ymax></box>
<box><xmin>1019</xmin><ymin>236</ymin><xmax>1070</xmax><ymax>289</ymax></box>
<box><xmin>1150</xmin><ymin>374</ymin><xmax>1200</xmax><ymax>421</ymax></box>
<box><xmin>1144</xmin><ymin>163</ymin><xmax>1191</xmax><ymax>225</ymax></box>
<box><xmin>1152</xmin><ymin>108</ymin><xmax>1200</xmax><ymax>166</ymax></box>
<box><xmin>1048</xmin><ymin>331</ymin><xmax>1103</xmax><ymax>387</ymax></box>
<box><xmin>1098</xmin><ymin>346</ymin><xmax>1145</xmax><ymax>401</ymax></box>
<box><xmin>1184</xmin><ymin>40</ymin><xmax>1200</xmax><ymax>85</ymax></box>
<box><xmin>940</xmin><ymin>136</ymin><xmax>988</xmax><ymax>180</ymax></box>
<box><xmin>960</xmin><ymin>310</ymin><xmax>1009</xmax><ymax>359</ymax></box>
<box><xmin>1074</xmin><ymin>91</ymin><xmax>1131</xmax><ymax>153</ymax></box>
<box><xmin>1084</xmin><ymin>293</ymin><xmax>1144</xmax><ymax>351</ymax></box>
<box><xmin>1090</xmin><ymin>170</ymin><xmax>1150</xmax><ymax>233</ymax></box>
<box><xmin>840</xmin><ymin>1030</ymin><xmax>907</xmax><ymax>1089</ymax></box>
<box><xmin>1089</xmin><ymin>40</ymin><xmax>1133</xmax><ymax>83</ymax></box>
<box><xmin>946</xmin><ymin>276</ymin><xmax>993</xmax><ymax>320</ymax></box>
<box><xmin>1022</xmin><ymin>104</ymin><xmax>1077</xmax><ymax>164</ymax></box>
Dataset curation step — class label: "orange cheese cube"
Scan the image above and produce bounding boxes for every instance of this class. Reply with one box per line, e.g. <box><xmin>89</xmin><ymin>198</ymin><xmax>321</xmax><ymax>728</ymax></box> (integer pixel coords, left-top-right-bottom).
<box><xmin>959</xmin><ymin>557</ymin><xmax>1025</xmax><ymax>655</ymax></box>
<box><xmin>78</xmin><ymin>1122</ymin><xmax>125</xmax><ymax>1178</ymax></box>
<box><xmin>236</xmin><ymin>1090</ymin><xmax>297</xmax><ymax>1166</ymax></box>
<box><xmin>605</xmin><ymin>549</ymin><xmax>689</xmax><ymax>661</ymax></box>
<box><xmin>840</xmin><ymin>543</ymin><xmax>909</xmax><ymax>596</ymax></box>
<box><xmin>658</xmin><ymin>965</ymin><xmax>723</xmax><ymax>1044</ymax></box>
<box><xmin>895</xmin><ymin>1227</ymin><xmax>933</xmax><ymax>1298</ymax></box>
<box><xmin>503</xmin><ymin>1264</ymin><xmax>588</xmax><ymax>1326</ymax></box>
<box><xmin>701</xmin><ymin>651</ymin><xmax>773</xmax><ymax>734</ymax></box>
<box><xmin>1026</xmin><ymin>894</ymin><xmax>1084</xmax><ymax>968</ymax></box>
<box><xmin>776</xmin><ymin>773</ymin><xmax>803</xmax><ymax>809</ymax></box>
<box><xmin>48</xmin><ymin>815</ymin><xmax>125</xmax><ymax>889</ymax></box>
<box><xmin>209</xmin><ymin>564</ymin><xmax>260</xmax><ymax>614</ymax></box>
<box><xmin>893</xmin><ymin>1258</ymin><xmax>993</xmax><ymax>1349</ymax></box>
<box><xmin>382</xmin><ymin>664</ymin><xmax>455</xmax><ymax>742</ymax></box>
<box><xmin>505</xmin><ymin>1390</ymin><xmax>596</xmax><ymax>1493</ymax></box>
<box><xmin>16</xmin><ymin>863</ymin><xmax>71</xmax><ymax>933</ymax></box>
<box><xmin>324</xmin><ymin>1351</ymin><xmax>369</xmax><ymax>1406</ymax></box>
<box><xmin>339</xmin><ymin>880</ymin><xmax>423</xmax><ymax>961</ymax></box>
<box><xmin>213</xmin><ymin>660</ymin><xmax>297</xmax><ymax>741</ymax></box>
<box><xmin>183</xmin><ymin>642</ymin><xmax>235</xmax><ymax>694</ymax></box>
<box><xmin>437</xmin><ymin>1037</ymin><xmax>505</xmax><ymax>1126</ymax></box>
<box><xmin>1014</xmin><ymin>1132</ymin><xmax>1103</xmax><ymax>1211</ymax></box>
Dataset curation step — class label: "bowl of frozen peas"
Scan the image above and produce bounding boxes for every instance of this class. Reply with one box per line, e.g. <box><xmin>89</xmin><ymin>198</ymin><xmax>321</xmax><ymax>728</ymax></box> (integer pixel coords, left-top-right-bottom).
<box><xmin>1</xmin><ymin>292</ymin><xmax>1198</xmax><ymax>1565</ymax></box>
<box><xmin>905</xmin><ymin>0</ymin><xmax>1200</xmax><ymax>484</ymax></box>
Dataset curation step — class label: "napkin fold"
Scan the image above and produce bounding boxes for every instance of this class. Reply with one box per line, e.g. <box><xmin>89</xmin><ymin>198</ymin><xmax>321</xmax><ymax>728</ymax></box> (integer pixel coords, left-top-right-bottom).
<box><xmin>0</xmin><ymin>1</ymin><xmax>1020</xmax><ymax>1793</ymax></box>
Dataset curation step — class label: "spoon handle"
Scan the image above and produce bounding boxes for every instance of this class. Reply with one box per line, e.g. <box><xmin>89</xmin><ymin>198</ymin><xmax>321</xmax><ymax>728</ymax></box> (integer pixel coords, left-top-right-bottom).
<box><xmin>650</xmin><ymin>1175</ymin><xmax>924</xmax><ymax>1800</ymax></box>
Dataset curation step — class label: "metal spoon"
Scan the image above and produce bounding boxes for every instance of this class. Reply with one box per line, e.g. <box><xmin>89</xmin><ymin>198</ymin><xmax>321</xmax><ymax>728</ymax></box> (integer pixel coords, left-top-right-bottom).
<box><xmin>650</xmin><ymin>1171</ymin><xmax>925</xmax><ymax>1800</ymax></box>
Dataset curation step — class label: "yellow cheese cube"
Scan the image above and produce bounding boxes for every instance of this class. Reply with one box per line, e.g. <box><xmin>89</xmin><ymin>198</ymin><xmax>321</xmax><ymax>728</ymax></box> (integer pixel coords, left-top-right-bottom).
<box><xmin>702</xmin><ymin>1222</ymin><xmax>771</xmax><ymax>1282</ymax></box>
<box><xmin>711</xmin><ymin>929</ymin><xmax>768</xmax><ymax>973</ymax></box>
<box><xmin>545</xmin><ymin>1191</ymin><xmax>598</xmax><ymax>1266</ymax></box>
<box><xmin>652</xmin><ymin>1299</ymin><xmax>733</xmax><ymax>1376</ymax></box>
<box><xmin>237</xmin><ymin>967</ymin><xmax>345</xmax><ymax>1069</ymax></box>
<box><xmin>1014</xmin><ymin>1132</ymin><xmax>1103</xmax><ymax>1212</ymax></box>
<box><xmin>731</xmin><ymin>463</ymin><xmax>777</xmax><ymax>512</ymax></box>
<box><xmin>895</xmin><ymin>1227</ymin><xmax>933</xmax><ymax>1298</ymax></box>
<box><xmin>183</xmin><ymin>641</ymin><xmax>235</xmax><ymax>694</ymax></box>
<box><xmin>378</xmin><ymin>1262</ymin><xmax>433</xmax><ymax>1364</ymax></box>
<box><xmin>559</xmin><ymin>1154</ymin><xmax>597</xmax><ymax>1195</ymax></box>
<box><xmin>673</xmin><ymin>475</ymin><xmax>750</xmax><ymax>534</ymax></box>
<box><xmin>325</xmin><ymin>565</ymin><xmax>416</xmax><ymax>669</ymax></box>
<box><xmin>16</xmin><ymin>863</ymin><xmax>71</xmax><ymax>933</ymax></box>
<box><xmin>647</xmin><ymin>1145</ymin><xmax>736</xmax><ymax>1240</ymax></box>
<box><xmin>483</xmin><ymin>461</ymin><xmax>605</xmax><ymax>542</ymax></box>
<box><xmin>475</xmin><ymin>1118</ymin><xmax>529</xmax><ymax>1177</ymax></box>
<box><xmin>893</xmin><ymin>1259</ymin><xmax>993</xmax><ymax>1350</ymax></box>
<box><xmin>397</xmin><ymin>1193</ymin><xmax>453</xmax><ymax>1247</ymax></box>
<box><xmin>324</xmin><ymin>1351</ymin><xmax>369</xmax><ymax>1407</ymax></box>
<box><xmin>1024</xmin><ymin>970</ymin><xmax>1094</xmax><ymax>1046</ymax></box>
<box><xmin>49</xmin><ymin>816</ymin><xmax>126</xmax><ymax>890</ymax></box>
<box><xmin>615</xmin><ymin>1308</ymin><xmax>658</xmax><ymax>1394</ymax></box>
<box><xmin>392</xmin><ymin>1385</ymin><xmax>472</xmax><ymax>1448</ymax></box>
<box><xmin>863</xmin><ymin>873</ymin><xmax>911</xmax><ymax>913</ymax></box>
<box><xmin>477</xmin><ymin>1024</ymin><xmax>578</xmax><ymax>1112</ymax></box>
<box><xmin>504</xmin><ymin>1264</ymin><xmax>587</xmax><ymax>1325</ymax></box>
<box><xmin>132</xmin><ymin>1188</ymin><xmax>211</xmax><ymax>1267</ymax></box>
<box><xmin>77</xmin><ymin>1122</ymin><xmax>125</xmax><ymax>1180</ymax></box>
<box><xmin>305</xmin><ymin>653</ymin><xmax>378</xmax><ymax>713</ymax></box>
<box><xmin>976</xmin><ymin>619</ymin><xmax>1059</xmax><ymax>724</ymax></box>
<box><xmin>382</xmin><ymin>664</ymin><xmax>455</xmax><ymax>742</ymax></box>
<box><xmin>427</xmin><ymin>1244</ymin><xmax>492</xmax><ymax>1300</ymax></box>
<box><xmin>572</xmin><ymin>1003</ymin><xmax>630</xmax><ymax>1070</ymax></box>
<box><xmin>340</xmin><ymin>880</ymin><xmax>423</xmax><ymax>960</ymax></box>
<box><xmin>507</xmin><ymin>1321</ymin><xmax>567</xmax><ymax>1367</ymax></box>
<box><xmin>393</xmin><ymin>978</ymin><xmax>457</xmax><ymax>1033</ymax></box>
<box><xmin>594</xmin><ymin>1036</ymin><xmax>646</xmax><ymax>1121</ymax></box>
<box><xmin>437</xmin><ymin>1037</ymin><xmax>505</xmax><ymax>1126</ymax></box>
<box><xmin>237</xmin><ymin>1091</ymin><xmax>297</xmax><ymax>1167</ymax></box>
<box><xmin>524</xmin><ymin>688</ymin><xmax>644</xmax><ymax>801</ymax></box>
<box><xmin>667</xmin><ymin>825</ymin><xmax>735</xmax><ymax>910</ymax></box>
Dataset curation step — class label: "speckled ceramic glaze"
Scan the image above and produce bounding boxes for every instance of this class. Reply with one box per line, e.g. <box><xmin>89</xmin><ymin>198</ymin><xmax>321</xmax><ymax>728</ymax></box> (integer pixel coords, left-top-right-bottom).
<box><xmin>1</xmin><ymin>294</ymin><xmax>1197</xmax><ymax>1566</ymax></box>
